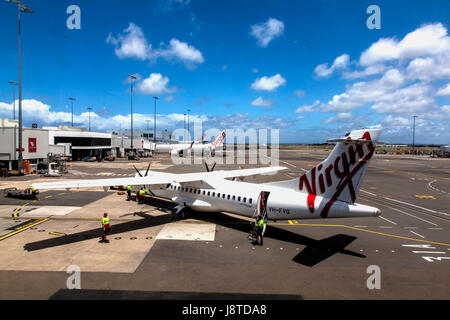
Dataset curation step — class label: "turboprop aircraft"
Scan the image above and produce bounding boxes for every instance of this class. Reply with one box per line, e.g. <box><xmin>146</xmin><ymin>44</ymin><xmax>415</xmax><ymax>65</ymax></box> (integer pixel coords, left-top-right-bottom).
<box><xmin>169</xmin><ymin>130</ymin><xmax>226</xmax><ymax>157</ymax></box>
<box><xmin>31</xmin><ymin>129</ymin><xmax>381</xmax><ymax>241</ymax></box>
<box><xmin>154</xmin><ymin>133</ymin><xmax>206</xmax><ymax>153</ymax></box>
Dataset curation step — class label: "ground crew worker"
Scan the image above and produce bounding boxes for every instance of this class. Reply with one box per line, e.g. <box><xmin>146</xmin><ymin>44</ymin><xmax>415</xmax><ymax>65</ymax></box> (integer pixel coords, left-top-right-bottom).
<box><xmin>101</xmin><ymin>213</ymin><xmax>111</xmax><ymax>243</ymax></box>
<box><xmin>138</xmin><ymin>188</ymin><xmax>145</xmax><ymax>204</ymax></box>
<box><xmin>256</xmin><ymin>216</ymin><xmax>265</xmax><ymax>245</ymax></box>
<box><xmin>126</xmin><ymin>185</ymin><xmax>132</xmax><ymax>201</ymax></box>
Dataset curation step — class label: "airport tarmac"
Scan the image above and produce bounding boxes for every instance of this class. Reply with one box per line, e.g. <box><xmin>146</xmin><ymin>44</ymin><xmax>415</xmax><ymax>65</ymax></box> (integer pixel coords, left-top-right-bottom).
<box><xmin>0</xmin><ymin>149</ymin><xmax>449</xmax><ymax>299</ymax></box>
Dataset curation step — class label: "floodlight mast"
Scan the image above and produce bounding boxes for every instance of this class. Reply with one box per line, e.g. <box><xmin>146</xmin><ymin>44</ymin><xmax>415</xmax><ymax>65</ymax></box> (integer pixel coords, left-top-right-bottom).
<box><xmin>5</xmin><ymin>0</ymin><xmax>34</xmax><ymax>171</ymax></box>
<box><xmin>128</xmin><ymin>74</ymin><xmax>137</xmax><ymax>153</ymax></box>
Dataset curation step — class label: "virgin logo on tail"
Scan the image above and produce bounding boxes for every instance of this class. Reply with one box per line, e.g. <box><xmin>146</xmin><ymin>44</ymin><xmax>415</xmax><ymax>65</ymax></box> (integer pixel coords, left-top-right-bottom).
<box><xmin>299</xmin><ymin>132</ymin><xmax>375</xmax><ymax>216</ymax></box>
<box><xmin>211</xmin><ymin>131</ymin><xmax>226</xmax><ymax>148</ymax></box>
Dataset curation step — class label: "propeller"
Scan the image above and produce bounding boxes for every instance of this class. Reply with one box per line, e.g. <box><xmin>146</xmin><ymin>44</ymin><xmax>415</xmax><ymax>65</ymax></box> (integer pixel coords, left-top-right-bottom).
<box><xmin>133</xmin><ymin>165</ymin><xmax>143</xmax><ymax>177</ymax></box>
<box><xmin>144</xmin><ymin>161</ymin><xmax>151</xmax><ymax>176</ymax></box>
<box><xmin>205</xmin><ymin>161</ymin><xmax>216</xmax><ymax>172</ymax></box>
<box><xmin>133</xmin><ymin>161</ymin><xmax>151</xmax><ymax>177</ymax></box>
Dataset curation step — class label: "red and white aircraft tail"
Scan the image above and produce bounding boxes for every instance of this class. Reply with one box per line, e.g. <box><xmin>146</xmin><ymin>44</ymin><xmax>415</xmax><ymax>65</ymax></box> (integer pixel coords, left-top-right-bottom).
<box><xmin>299</xmin><ymin>129</ymin><xmax>381</xmax><ymax>205</ymax></box>
<box><xmin>210</xmin><ymin>130</ymin><xmax>226</xmax><ymax>149</ymax></box>
<box><xmin>265</xmin><ymin>129</ymin><xmax>381</xmax><ymax>216</ymax></box>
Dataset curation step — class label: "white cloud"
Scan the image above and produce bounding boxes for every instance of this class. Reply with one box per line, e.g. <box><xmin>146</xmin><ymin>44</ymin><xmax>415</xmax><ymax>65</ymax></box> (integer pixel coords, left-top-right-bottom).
<box><xmin>360</xmin><ymin>23</ymin><xmax>450</xmax><ymax>66</ymax></box>
<box><xmin>436</xmin><ymin>83</ymin><xmax>450</xmax><ymax>97</ymax></box>
<box><xmin>314</xmin><ymin>54</ymin><xmax>350</xmax><ymax>78</ymax></box>
<box><xmin>321</xmin><ymin>69</ymin><xmax>405</xmax><ymax>112</ymax></box>
<box><xmin>406</xmin><ymin>54</ymin><xmax>450</xmax><ymax>81</ymax></box>
<box><xmin>323</xmin><ymin>112</ymin><xmax>352</xmax><ymax>124</ymax></box>
<box><xmin>342</xmin><ymin>64</ymin><xmax>386</xmax><ymax>80</ymax></box>
<box><xmin>164</xmin><ymin>95</ymin><xmax>176</xmax><ymax>102</ymax></box>
<box><xmin>136</xmin><ymin>73</ymin><xmax>178</xmax><ymax>95</ymax></box>
<box><xmin>294</xmin><ymin>90</ymin><xmax>306</xmax><ymax>98</ymax></box>
<box><xmin>106</xmin><ymin>23</ymin><xmax>151</xmax><ymax>60</ymax></box>
<box><xmin>251</xmin><ymin>74</ymin><xmax>286</xmax><ymax>92</ymax></box>
<box><xmin>295</xmin><ymin>100</ymin><xmax>320</xmax><ymax>113</ymax></box>
<box><xmin>250</xmin><ymin>18</ymin><xmax>285</xmax><ymax>47</ymax></box>
<box><xmin>155</xmin><ymin>39</ymin><xmax>204</xmax><ymax>69</ymax></box>
<box><xmin>251</xmin><ymin>96</ymin><xmax>274</xmax><ymax>107</ymax></box>
<box><xmin>107</xmin><ymin>23</ymin><xmax>204</xmax><ymax>69</ymax></box>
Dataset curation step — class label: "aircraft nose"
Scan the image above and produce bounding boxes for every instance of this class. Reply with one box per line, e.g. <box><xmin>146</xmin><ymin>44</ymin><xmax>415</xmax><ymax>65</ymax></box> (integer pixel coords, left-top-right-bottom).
<box><xmin>374</xmin><ymin>208</ymin><xmax>381</xmax><ymax>217</ymax></box>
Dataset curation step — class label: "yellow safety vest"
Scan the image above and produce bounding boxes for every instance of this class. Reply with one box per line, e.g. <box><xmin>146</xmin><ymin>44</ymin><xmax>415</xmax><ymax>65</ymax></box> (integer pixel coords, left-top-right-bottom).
<box><xmin>127</xmin><ymin>186</ymin><xmax>131</xmax><ymax>190</ymax></box>
<box><xmin>257</xmin><ymin>219</ymin><xmax>264</xmax><ymax>227</ymax></box>
<box><xmin>102</xmin><ymin>217</ymin><xmax>110</xmax><ymax>225</ymax></box>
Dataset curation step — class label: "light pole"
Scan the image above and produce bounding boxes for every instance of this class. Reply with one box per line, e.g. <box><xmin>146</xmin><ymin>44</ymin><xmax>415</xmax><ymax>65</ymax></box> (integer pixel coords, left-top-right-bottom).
<box><xmin>128</xmin><ymin>74</ymin><xmax>137</xmax><ymax>153</ymax></box>
<box><xmin>153</xmin><ymin>96</ymin><xmax>158</xmax><ymax>143</ymax></box>
<box><xmin>87</xmin><ymin>107</ymin><xmax>92</xmax><ymax>131</ymax></box>
<box><xmin>69</xmin><ymin>97</ymin><xmax>76</xmax><ymax>127</ymax></box>
<box><xmin>183</xmin><ymin>113</ymin><xmax>186</xmax><ymax>142</ymax></box>
<box><xmin>8</xmin><ymin>81</ymin><xmax>18</xmax><ymax>120</ymax></box>
<box><xmin>412</xmin><ymin>115</ymin><xmax>417</xmax><ymax>153</ymax></box>
<box><xmin>187</xmin><ymin>108</ymin><xmax>191</xmax><ymax>141</ymax></box>
<box><xmin>6</xmin><ymin>0</ymin><xmax>34</xmax><ymax>171</ymax></box>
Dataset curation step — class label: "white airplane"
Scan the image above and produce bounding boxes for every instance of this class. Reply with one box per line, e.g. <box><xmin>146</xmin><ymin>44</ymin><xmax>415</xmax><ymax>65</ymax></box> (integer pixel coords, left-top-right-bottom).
<box><xmin>31</xmin><ymin>129</ymin><xmax>381</xmax><ymax>241</ymax></box>
<box><xmin>168</xmin><ymin>130</ymin><xmax>226</xmax><ymax>157</ymax></box>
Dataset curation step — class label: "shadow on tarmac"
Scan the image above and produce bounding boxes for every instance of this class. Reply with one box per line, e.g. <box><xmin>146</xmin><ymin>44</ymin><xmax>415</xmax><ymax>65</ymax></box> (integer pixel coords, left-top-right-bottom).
<box><xmin>50</xmin><ymin>289</ymin><xmax>302</xmax><ymax>300</ymax></box>
<box><xmin>24</xmin><ymin>196</ymin><xmax>365</xmax><ymax>266</ymax></box>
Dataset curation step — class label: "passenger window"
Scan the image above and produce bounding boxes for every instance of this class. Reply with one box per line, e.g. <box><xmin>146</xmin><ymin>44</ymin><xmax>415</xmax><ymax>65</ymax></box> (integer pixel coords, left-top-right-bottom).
<box><xmin>217</xmin><ymin>193</ymin><xmax>221</xmax><ymax>198</ymax></box>
<box><xmin>243</xmin><ymin>197</ymin><xmax>246</xmax><ymax>203</ymax></box>
<box><xmin>227</xmin><ymin>195</ymin><xmax>230</xmax><ymax>200</ymax></box>
<box><xmin>249</xmin><ymin>198</ymin><xmax>252</xmax><ymax>204</ymax></box>
<box><xmin>222</xmin><ymin>194</ymin><xmax>225</xmax><ymax>199</ymax></box>
<box><xmin>202</xmin><ymin>190</ymin><xmax>205</xmax><ymax>195</ymax></box>
<box><xmin>232</xmin><ymin>195</ymin><xmax>235</xmax><ymax>201</ymax></box>
<box><xmin>212</xmin><ymin>192</ymin><xmax>215</xmax><ymax>197</ymax></box>
<box><xmin>238</xmin><ymin>196</ymin><xmax>241</xmax><ymax>202</ymax></box>
<box><xmin>207</xmin><ymin>191</ymin><xmax>210</xmax><ymax>196</ymax></box>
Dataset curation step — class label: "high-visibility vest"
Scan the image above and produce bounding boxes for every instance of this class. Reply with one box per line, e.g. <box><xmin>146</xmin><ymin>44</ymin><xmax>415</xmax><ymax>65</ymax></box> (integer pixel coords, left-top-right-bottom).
<box><xmin>139</xmin><ymin>190</ymin><xmax>145</xmax><ymax>196</ymax></box>
<box><xmin>257</xmin><ymin>219</ymin><xmax>264</xmax><ymax>228</ymax></box>
<box><xmin>102</xmin><ymin>217</ymin><xmax>110</xmax><ymax>225</ymax></box>
<box><xmin>127</xmin><ymin>186</ymin><xmax>131</xmax><ymax>190</ymax></box>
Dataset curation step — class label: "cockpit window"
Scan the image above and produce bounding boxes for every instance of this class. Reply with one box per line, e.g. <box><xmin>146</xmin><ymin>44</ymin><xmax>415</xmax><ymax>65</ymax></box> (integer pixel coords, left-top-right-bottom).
<box><xmin>344</xmin><ymin>132</ymin><xmax>350</xmax><ymax>137</ymax></box>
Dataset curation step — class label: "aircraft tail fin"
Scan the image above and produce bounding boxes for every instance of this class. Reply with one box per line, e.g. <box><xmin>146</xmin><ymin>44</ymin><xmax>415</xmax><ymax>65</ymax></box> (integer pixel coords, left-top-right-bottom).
<box><xmin>211</xmin><ymin>131</ymin><xmax>226</xmax><ymax>149</ymax></box>
<box><xmin>298</xmin><ymin>129</ymin><xmax>381</xmax><ymax>204</ymax></box>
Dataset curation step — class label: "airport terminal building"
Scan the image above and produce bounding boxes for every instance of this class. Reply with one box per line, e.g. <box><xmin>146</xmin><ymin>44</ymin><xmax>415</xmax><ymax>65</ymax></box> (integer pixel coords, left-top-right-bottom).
<box><xmin>0</xmin><ymin>119</ymin><xmax>112</xmax><ymax>169</ymax></box>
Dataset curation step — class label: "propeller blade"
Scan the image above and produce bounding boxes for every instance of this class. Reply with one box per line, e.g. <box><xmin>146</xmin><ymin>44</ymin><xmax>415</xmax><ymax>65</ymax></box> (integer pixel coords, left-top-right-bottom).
<box><xmin>145</xmin><ymin>161</ymin><xmax>151</xmax><ymax>176</ymax></box>
<box><xmin>133</xmin><ymin>165</ymin><xmax>143</xmax><ymax>177</ymax></box>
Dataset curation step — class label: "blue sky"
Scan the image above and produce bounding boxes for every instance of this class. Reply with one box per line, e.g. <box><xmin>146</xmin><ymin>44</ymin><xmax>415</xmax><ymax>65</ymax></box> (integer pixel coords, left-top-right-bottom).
<box><xmin>1</xmin><ymin>0</ymin><xmax>450</xmax><ymax>144</ymax></box>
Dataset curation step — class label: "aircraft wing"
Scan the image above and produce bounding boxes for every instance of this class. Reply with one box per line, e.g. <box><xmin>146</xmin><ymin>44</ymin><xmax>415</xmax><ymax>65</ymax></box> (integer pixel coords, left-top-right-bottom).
<box><xmin>205</xmin><ymin>166</ymin><xmax>287</xmax><ymax>179</ymax></box>
<box><xmin>31</xmin><ymin>166</ymin><xmax>287</xmax><ymax>190</ymax></box>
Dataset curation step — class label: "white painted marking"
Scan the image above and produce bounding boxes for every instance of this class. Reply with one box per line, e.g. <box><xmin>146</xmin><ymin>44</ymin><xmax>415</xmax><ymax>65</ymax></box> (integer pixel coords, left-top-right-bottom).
<box><xmin>390</xmin><ymin>207</ymin><xmax>438</xmax><ymax>226</ymax></box>
<box><xmin>361</xmin><ymin>189</ymin><xmax>377</xmax><ymax>197</ymax></box>
<box><xmin>404</xmin><ymin>227</ymin><xmax>418</xmax><ymax>229</ymax></box>
<box><xmin>379</xmin><ymin>216</ymin><xmax>397</xmax><ymax>225</ymax></box>
<box><xmin>354</xmin><ymin>226</ymin><xmax>368</xmax><ymax>228</ymax></box>
<box><xmin>22</xmin><ymin>206</ymin><xmax>81</xmax><ymax>217</ymax></box>
<box><xmin>410</xmin><ymin>230</ymin><xmax>425</xmax><ymax>239</ymax></box>
<box><xmin>156</xmin><ymin>223</ymin><xmax>216</xmax><ymax>241</ymax></box>
<box><xmin>422</xmin><ymin>256</ymin><xmax>450</xmax><ymax>262</ymax></box>
<box><xmin>402</xmin><ymin>244</ymin><xmax>435</xmax><ymax>249</ymax></box>
<box><xmin>379</xmin><ymin>226</ymin><xmax>392</xmax><ymax>229</ymax></box>
<box><xmin>385</xmin><ymin>197</ymin><xmax>447</xmax><ymax>216</ymax></box>
<box><xmin>412</xmin><ymin>251</ymin><xmax>446</xmax><ymax>254</ymax></box>
<box><xmin>428</xmin><ymin>227</ymin><xmax>442</xmax><ymax>230</ymax></box>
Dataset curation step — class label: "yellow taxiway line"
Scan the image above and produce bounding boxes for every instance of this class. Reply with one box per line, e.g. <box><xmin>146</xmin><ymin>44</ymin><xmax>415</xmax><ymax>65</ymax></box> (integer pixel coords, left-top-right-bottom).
<box><xmin>269</xmin><ymin>222</ymin><xmax>450</xmax><ymax>247</ymax></box>
<box><xmin>0</xmin><ymin>218</ymin><xmax>49</xmax><ymax>241</ymax></box>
